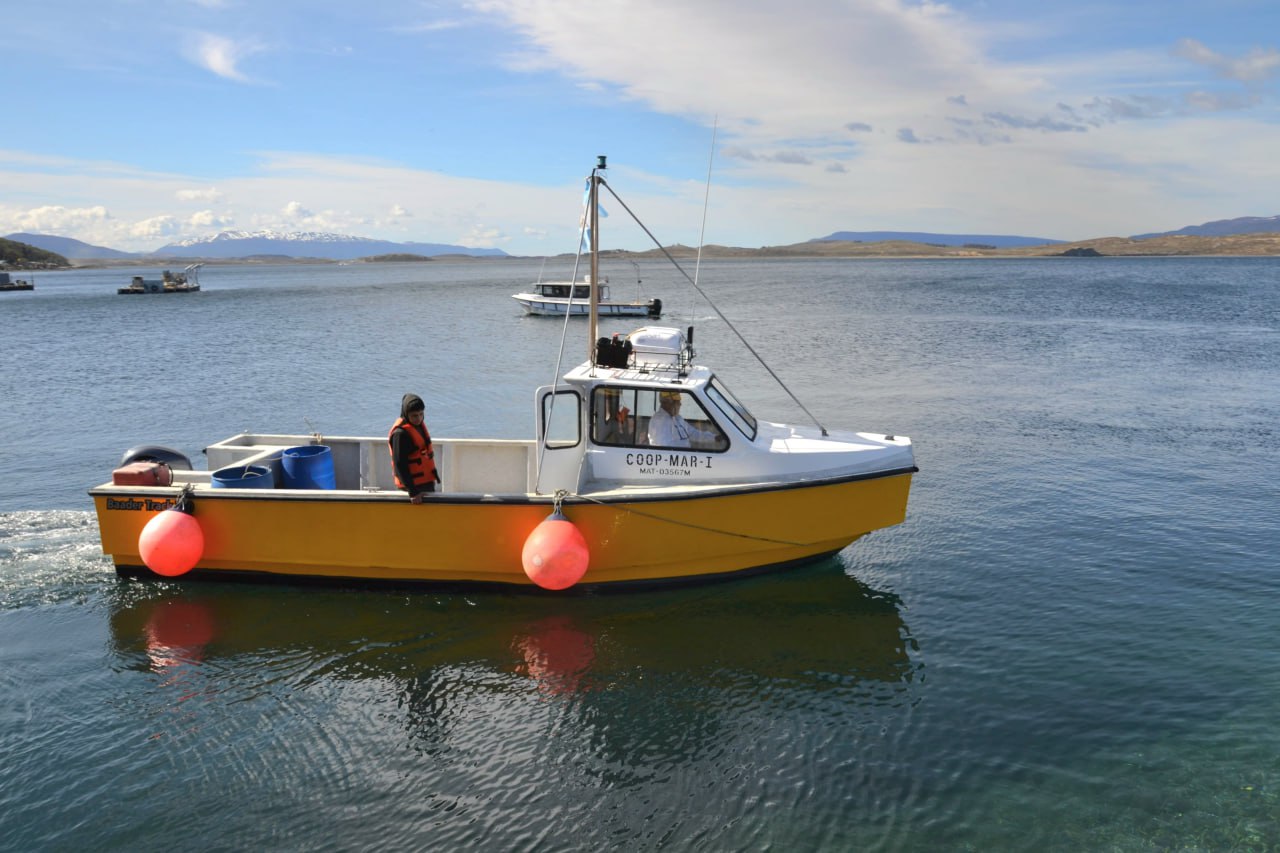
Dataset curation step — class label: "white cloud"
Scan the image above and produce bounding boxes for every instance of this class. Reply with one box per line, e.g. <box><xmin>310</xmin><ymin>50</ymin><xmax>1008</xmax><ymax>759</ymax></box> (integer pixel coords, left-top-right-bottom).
<box><xmin>470</xmin><ymin>0</ymin><xmax>1017</xmax><ymax>145</ymax></box>
<box><xmin>189</xmin><ymin>209</ymin><xmax>235</xmax><ymax>229</ymax></box>
<box><xmin>1174</xmin><ymin>38</ymin><xmax>1280</xmax><ymax>83</ymax></box>
<box><xmin>130</xmin><ymin>215</ymin><xmax>182</xmax><ymax>238</ymax></box>
<box><xmin>176</xmin><ymin>187</ymin><xmax>224</xmax><ymax>203</ymax></box>
<box><xmin>392</xmin><ymin>18</ymin><xmax>466</xmax><ymax>34</ymax></box>
<box><xmin>4</xmin><ymin>204</ymin><xmax>111</xmax><ymax>234</ymax></box>
<box><xmin>187</xmin><ymin>32</ymin><xmax>262</xmax><ymax>82</ymax></box>
<box><xmin>459</xmin><ymin>224</ymin><xmax>507</xmax><ymax>248</ymax></box>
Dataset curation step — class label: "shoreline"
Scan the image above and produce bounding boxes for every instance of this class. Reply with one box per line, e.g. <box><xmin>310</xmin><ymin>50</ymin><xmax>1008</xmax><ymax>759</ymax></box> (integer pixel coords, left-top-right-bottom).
<box><xmin>9</xmin><ymin>232</ymin><xmax>1280</xmax><ymax>272</ymax></box>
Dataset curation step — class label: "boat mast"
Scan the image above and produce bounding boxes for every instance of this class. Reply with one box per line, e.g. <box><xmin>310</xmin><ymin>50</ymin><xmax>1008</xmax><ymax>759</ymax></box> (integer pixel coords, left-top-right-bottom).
<box><xmin>589</xmin><ymin>155</ymin><xmax>605</xmax><ymax>360</ymax></box>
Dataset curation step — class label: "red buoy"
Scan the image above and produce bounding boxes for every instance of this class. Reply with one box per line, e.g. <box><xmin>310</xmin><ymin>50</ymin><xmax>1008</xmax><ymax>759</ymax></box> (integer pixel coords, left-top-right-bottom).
<box><xmin>139</xmin><ymin>509</ymin><xmax>204</xmax><ymax>577</ymax></box>
<box><xmin>521</xmin><ymin>509</ymin><xmax>590</xmax><ymax>590</ymax></box>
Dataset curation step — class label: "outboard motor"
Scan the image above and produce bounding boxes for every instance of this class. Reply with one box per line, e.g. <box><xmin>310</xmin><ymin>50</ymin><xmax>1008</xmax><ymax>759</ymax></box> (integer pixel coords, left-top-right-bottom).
<box><xmin>119</xmin><ymin>444</ymin><xmax>193</xmax><ymax>470</ymax></box>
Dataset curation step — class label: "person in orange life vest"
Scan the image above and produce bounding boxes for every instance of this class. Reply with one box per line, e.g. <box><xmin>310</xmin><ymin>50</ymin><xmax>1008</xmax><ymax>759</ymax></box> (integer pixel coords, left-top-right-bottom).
<box><xmin>389</xmin><ymin>393</ymin><xmax>440</xmax><ymax>503</ymax></box>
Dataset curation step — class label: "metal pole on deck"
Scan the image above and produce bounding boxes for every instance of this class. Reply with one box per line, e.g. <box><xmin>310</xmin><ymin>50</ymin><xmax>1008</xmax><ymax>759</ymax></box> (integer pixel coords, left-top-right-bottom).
<box><xmin>588</xmin><ymin>156</ymin><xmax>605</xmax><ymax>361</ymax></box>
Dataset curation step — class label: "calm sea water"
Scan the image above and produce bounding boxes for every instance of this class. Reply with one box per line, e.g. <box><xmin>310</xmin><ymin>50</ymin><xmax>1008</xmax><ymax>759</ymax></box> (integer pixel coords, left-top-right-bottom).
<box><xmin>1</xmin><ymin>257</ymin><xmax>1277</xmax><ymax>850</ymax></box>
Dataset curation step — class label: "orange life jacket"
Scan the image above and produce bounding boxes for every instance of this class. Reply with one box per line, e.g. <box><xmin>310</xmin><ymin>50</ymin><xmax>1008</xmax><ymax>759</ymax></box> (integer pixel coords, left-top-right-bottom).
<box><xmin>388</xmin><ymin>418</ymin><xmax>437</xmax><ymax>489</ymax></box>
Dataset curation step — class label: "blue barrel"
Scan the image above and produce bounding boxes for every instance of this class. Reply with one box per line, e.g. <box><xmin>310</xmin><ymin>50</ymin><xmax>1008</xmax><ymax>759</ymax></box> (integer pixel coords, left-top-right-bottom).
<box><xmin>211</xmin><ymin>464</ymin><xmax>274</xmax><ymax>489</ymax></box>
<box><xmin>281</xmin><ymin>445</ymin><xmax>336</xmax><ymax>490</ymax></box>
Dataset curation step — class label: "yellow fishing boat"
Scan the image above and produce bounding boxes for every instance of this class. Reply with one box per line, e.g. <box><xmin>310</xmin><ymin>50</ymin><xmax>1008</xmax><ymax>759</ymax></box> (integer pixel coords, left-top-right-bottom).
<box><xmin>89</xmin><ymin>157</ymin><xmax>916</xmax><ymax>590</ymax></box>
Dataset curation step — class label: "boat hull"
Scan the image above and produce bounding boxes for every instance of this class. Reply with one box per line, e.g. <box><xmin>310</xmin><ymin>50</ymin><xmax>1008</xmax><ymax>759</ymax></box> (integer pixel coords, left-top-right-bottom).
<box><xmin>513</xmin><ymin>296</ymin><xmax>657</xmax><ymax>317</ymax></box>
<box><xmin>92</xmin><ymin>470</ymin><xmax>913</xmax><ymax>588</ymax></box>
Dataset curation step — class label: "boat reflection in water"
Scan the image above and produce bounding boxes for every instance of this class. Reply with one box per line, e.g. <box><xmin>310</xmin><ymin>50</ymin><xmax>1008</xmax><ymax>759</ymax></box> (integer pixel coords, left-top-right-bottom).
<box><xmin>108</xmin><ymin>561</ymin><xmax>918</xmax><ymax>717</ymax></box>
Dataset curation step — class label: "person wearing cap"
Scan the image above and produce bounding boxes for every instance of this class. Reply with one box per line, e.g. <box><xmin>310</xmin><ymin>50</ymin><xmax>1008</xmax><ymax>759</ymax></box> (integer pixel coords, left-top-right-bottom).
<box><xmin>647</xmin><ymin>390</ymin><xmax>720</xmax><ymax>449</ymax></box>
<box><xmin>388</xmin><ymin>393</ymin><xmax>441</xmax><ymax>502</ymax></box>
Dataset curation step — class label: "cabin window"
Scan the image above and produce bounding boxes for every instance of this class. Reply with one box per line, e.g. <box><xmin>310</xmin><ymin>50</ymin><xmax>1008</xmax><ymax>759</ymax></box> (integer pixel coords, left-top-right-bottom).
<box><xmin>592</xmin><ymin>387</ymin><xmax>641</xmax><ymax>446</ymax></box>
<box><xmin>707</xmin><ymin>377</ymin><xmax>758</xmax><ymax>441</ymax></box>
<box><xmin>541</xmin><ymin>390</ymin><xmax>581</xmax><ymax>448</ymax></box>
<box><xmin>591</xmin><ymin>387</ymin><xmax>730</xmax><ymax>451</ymax></box>
<box><xmin>642</xmin><ymin>389</ymin><xmax>730</xmax><ymax>452</ymax></box>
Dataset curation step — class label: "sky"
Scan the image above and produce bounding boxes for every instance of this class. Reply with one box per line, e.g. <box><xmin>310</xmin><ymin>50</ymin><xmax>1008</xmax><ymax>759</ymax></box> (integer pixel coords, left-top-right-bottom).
<box><xmin>2</xmin><ymin>0</ymin><xmax>1279</xmax><ymax>255</ymax></box>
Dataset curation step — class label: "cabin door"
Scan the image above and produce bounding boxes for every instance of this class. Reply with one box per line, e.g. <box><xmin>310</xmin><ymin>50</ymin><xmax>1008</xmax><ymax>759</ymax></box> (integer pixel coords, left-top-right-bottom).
<box><xmin>533</xmin><ymin>386</ymin><xmax>585</xmax><ymax>494</ymax></box>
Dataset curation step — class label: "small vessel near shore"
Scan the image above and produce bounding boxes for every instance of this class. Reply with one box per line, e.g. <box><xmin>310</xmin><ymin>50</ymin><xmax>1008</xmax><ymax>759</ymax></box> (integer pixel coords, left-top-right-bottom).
<box><xmin>90</xmin><ymin>157</ymin><xmax>915</xmax><ymax>590</ymax></box>
<box><xmin>117</xmin><ymin>264</ymin><xmax>202</xmax><ymax>294</ymax></box>
<box><xmin>0</xmin><ymin>272</ymin><xmax>34</xmax><ymax>291</ymax></box>
<box><xmin>513</xmin><ymin>273</ymin><xmax>661</xmax><ymax>317</ymax></box>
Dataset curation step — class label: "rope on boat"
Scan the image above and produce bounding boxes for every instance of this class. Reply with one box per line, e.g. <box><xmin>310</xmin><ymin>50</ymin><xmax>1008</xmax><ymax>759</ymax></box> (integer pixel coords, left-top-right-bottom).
<box><xmin>692</xmin><ymin>117</ymin><xmax>717</xmax><ymax>317</ymax></box>
<box><xmin>567</xmin><ymin>490</ymin><xmax>809</xmax><ymax>547</ymax></box>
<box><xmin>600</xmin><ymin>178</ymin><xmax>830</xmax><ymax>437</ymax></box>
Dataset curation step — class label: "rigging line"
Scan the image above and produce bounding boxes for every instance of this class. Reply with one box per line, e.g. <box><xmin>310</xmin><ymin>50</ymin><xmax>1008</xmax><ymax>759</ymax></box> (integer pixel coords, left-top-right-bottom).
<box><xmin>534</xmin><ymin>181</ymin><xmax>593</xmax><ymax>494</ymax></box>
<box><xmin>567</xmin><ymin>490</ymin><xmax>808</xmax><ymax>546</ymax></box>
<box><xmin>599</xmin><ymin>178</ymin><xmax>830</xmax><ymax>436</ymax></box>
<box><xmin>693</xmin><ymin>117</ymin><xmax>718</xmax><ymax>294</ymax></box>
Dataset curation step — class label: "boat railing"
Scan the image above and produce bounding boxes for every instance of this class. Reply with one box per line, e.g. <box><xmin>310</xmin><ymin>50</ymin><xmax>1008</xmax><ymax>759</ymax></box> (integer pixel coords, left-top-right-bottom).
<box><xmin>202</xmin><ymin>433</ymin><xmax>539</xmax><ymax>495</ymax></box>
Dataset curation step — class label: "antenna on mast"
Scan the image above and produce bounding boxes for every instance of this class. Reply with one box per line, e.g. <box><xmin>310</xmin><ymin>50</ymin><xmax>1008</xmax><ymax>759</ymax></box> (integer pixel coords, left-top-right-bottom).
<box><xmin>588</xmin><ymin>155</ymin><xmax>607</xmax><ymax>356</ymax></box>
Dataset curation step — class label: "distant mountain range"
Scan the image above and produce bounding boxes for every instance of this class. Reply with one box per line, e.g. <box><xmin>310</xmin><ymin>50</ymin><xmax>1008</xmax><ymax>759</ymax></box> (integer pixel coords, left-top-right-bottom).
<box><xmin>3</xmin><ymin>230</ymin><xmax>507</xmax><ymax>261</ymax></box>
<box><xmin>1131</xmin><ymin>214</ymin><xmax>1280</xmax><ymax>239</ymax></box>
<box><xmin>812</xmin><ymin>231</ymin><xmax>1063</xmax><ymax>248</ymax></box>
<box><xmin>7</xmin><ymin>214</ymin><xmax>1280</xmax><ymax>262</ymax></box>
<box><xmin>151</xmin><ymin>230</ymin><xmax>507</xmax><ymax>259</ymax></box>
<box><xmin>4</xmin><ymin>233</ymin><xmax>136</xmax><ymax>260</ymax></box>
<box><xmin>815</xmin><ymin>215</ymin><xmax>1280</xmax><ymax>247</ymax></box>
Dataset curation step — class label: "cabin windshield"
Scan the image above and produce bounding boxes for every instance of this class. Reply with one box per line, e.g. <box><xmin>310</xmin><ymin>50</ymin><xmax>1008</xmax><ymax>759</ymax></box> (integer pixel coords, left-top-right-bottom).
<box><xmin>592</xmin><ymin>387</ymin><xmax>729</xmax><ymax>451</ymax></box>
<box><xmin>706</xmin><ymin>376</ymin><xmax>758</xmax><ymax>441</ymax></box>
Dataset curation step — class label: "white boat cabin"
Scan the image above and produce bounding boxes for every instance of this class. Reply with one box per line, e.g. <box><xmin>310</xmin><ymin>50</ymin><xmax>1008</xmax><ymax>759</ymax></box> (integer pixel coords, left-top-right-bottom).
<box><xmin>534</xmin><ymin>326</ymin><xmax>913</xmax><ymax>494</ymax></box>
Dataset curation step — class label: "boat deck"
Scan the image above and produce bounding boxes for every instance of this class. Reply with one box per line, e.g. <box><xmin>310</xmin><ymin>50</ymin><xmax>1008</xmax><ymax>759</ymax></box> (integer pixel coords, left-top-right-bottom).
<box><xmin>182</xmin><ymin>433</ymin><xmax>539</xmax><ymax>496</ymax></box>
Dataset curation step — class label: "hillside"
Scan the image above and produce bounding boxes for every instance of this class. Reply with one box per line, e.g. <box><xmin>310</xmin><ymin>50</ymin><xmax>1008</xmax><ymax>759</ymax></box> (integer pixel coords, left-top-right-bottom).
<box><xmin>813</xmin><ymin>230</ymin><xmax>1062</xmax><ymax>248</ymax></box>
<box><xmin>0</xmin><ymin>237</ymin><xmax>70</xmax><ymax>268</ymax></box>
<box><xmin>4</xmin><ymin>232</ymin><xmax>135</xmax><ymax>260</ymax></box>
<box><xmin>610</xmin><ymin>232</ymin><xmax>1280</xmax><ymax>260</ymax></box>
<box><xmin>1132</xmin><ymin>214</ymin><xmax>1280</xmax><ymax>239</ymax></box>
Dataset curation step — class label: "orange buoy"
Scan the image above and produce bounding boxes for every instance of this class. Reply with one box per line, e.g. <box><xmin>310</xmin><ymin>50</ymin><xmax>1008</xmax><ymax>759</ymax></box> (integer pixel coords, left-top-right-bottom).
<box><xmin>139</xmin><ymin>508</ymin><xmax>204</xmax><ymax>577</ymax></box>
<box><xmin>521</xmin><ymin>509</ymin><xmax>590</xmax><ymax>590</ymax></box>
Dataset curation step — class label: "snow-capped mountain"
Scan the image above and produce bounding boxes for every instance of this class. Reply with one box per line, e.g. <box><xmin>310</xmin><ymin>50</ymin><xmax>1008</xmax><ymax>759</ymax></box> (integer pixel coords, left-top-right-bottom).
<box><xmin>150</xmin><ymin>230</ymin><xmax>506</xmax><ymax>259</ymax></box>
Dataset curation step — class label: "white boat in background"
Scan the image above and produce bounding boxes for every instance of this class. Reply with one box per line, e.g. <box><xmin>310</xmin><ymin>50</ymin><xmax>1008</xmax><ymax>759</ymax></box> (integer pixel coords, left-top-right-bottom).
<box><xmin>89</xmin><ymin>155</ymin><xmax>915</xmax><ymax>591</ymax></box>
<box><xmin>513</xmin><ymin>274</ymin><xmax>662</xmax><ymax>317</ymax></box>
